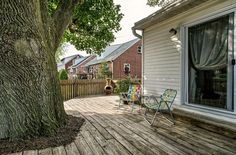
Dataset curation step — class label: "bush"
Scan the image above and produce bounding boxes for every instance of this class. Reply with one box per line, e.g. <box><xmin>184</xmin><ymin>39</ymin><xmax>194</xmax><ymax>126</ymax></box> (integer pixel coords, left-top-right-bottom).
<box><xmin>59</xmin><ymin>69</ymin><xmax>68</xmax><ymax>80</ymax></box>
<box><xmin>114</xmin><ymin>77</ymin><xmax>131</xmax><ymax>94</ymax></box>
<box><xmin>97</xmin><ymin>62</ymin><xmax>112</xmax><ymax>79</ymax></box>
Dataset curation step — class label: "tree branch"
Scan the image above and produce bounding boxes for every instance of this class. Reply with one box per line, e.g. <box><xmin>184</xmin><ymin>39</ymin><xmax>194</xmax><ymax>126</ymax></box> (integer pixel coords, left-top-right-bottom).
<box><xmin>51</xmin><ymin>0</ymin><xmax>82</xmax><ymax>52</ymax></box>
<box><xmin>39</xmin><ymin>0</ymin><xmax>55</xmax><ymax>50</ymax></box>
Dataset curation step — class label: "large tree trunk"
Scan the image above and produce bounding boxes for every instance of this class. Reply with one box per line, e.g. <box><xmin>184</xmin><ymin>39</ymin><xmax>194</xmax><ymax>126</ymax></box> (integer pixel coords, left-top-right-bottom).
<box><xmin>0</xmin><ymin>0</ymin><xmax>70</xmax><ymax>139</ymax></box>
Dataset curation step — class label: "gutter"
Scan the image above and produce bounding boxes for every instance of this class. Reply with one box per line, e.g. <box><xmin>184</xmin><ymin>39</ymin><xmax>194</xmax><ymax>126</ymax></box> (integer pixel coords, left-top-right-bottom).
<box><xmin>132</xmin><ymin>27</ymin><xmax>142</xmax><ymax>39</ymax></box>
<box><xmin>133</xmin><ymin>0</ymin><xmax>212</xmax><ymax>30</ymax></box>
<box><xmin>111</xmin><ymin>60</ymin><xmax>114</xmax><ymax>79</ymax></box>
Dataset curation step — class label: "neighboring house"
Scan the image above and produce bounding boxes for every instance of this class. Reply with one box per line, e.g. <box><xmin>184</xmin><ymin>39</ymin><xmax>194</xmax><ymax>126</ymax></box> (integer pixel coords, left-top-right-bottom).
<box><xmin>68</xmin><ymin>57</ymin><xmax>86</xmax><ymax>79</ymax></box>
<box><xmin>57</xmin><ymin>54</ymin><xmax>83</xmax><ymax>71</ymax></box>
<box><xmin>68</xmin><ymin>55</ymin><xmax>96</xmax><ymax>79</ymax></box>
<box><xmin>133</xmin><ymin>0</ymin><xmax>236</xmax><ymax>129</ymax></box>
<box><xmin>86</xmin><ymin>38</ymin><xmax>142</xmax><ymax>79</ymax></box>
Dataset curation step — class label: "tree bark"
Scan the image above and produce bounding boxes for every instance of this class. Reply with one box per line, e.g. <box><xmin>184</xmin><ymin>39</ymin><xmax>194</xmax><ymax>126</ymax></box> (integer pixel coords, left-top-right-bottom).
<box><xmin>0</xmin><ymin>0</ymin><xmax>73</xmax><ymax>139</ymax></box>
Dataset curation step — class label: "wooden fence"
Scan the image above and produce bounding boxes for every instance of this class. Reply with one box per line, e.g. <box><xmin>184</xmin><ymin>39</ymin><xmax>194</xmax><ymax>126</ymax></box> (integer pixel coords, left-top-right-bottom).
<box><xmin>60</xmin><ymin>79</ymin><xmax>106</xmax><ymax>101</ymax></box>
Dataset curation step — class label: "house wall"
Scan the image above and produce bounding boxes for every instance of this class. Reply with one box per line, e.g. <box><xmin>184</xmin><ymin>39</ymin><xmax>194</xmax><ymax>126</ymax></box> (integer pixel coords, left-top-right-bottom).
<box><xmin>89</xmin><ymin>62</ymin><xmax>112</xmax><ymax>79</ymax></box>
<box><xmin>113</xmin><ymin>40</ymin><xmax>142</xmax><ymax>79</ymax></box>
<box><xmin>142</xmin><ymin>0</ymin><xmax>236</xmax><ymax>107</ymax></box>
<box><xmin>76</xmin><ymin>56</ymin><xmax>96</xmax><ymax>75</ymax></box>
<box><xmin>88</xmin><ymin>64</ymin><xmax>98</xmax><ymax>79</ymax></box>
<box><xmin>65</xmin><ymin>55</ymin><xmax>83</xmax><ymax>71</ymax></box>
<box><xmin>57</xmin><ymin>65</ymin><xmax>65</xmax><ymax>71</ymax></box>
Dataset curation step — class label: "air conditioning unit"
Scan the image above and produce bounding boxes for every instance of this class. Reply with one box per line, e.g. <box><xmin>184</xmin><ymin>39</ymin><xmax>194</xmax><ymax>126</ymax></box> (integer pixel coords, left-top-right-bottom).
<box><xmin>137</xmin><ymin>46</ymin><xmax>142</xmax><ymax>54</ymax></box>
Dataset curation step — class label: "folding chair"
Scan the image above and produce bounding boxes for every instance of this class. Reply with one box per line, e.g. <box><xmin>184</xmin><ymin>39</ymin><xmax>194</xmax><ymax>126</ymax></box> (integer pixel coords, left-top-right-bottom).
<box><xmin>119</xmin><ymin>84</ymin><xmax>141</xmax><ymax>111</ymax></box>
<box><xmin>143</xmin><ymin>89</ymin><xmax>177</xmax><ymax>125</ymax></box>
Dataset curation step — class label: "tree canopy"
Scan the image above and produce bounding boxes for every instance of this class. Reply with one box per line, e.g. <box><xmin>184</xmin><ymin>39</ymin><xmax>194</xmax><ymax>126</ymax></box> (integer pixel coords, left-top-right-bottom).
<box><xmin>48</xmin><ymin>0</ymin><xmax>123</xmax><ymax>54</ymax></box>
<box><xmin>147</xmin><ymin>0</ymin><xmax>159</xmax><ymax>6</ymax></box>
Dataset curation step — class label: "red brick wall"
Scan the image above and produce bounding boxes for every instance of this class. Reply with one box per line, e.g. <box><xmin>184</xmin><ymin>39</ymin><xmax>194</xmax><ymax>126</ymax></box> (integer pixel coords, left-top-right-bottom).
<box><xmin>65</xmin><ymin>55</ymin><xmax>83</xmax><ymax>71</ymax></box>
<box><xmin>76</xmin><ymin>55</ymin><xmax>96</xmax><ymax>74</ymax></box>
<box><xmin>89</xmin><ymin>62</ymin><xmax>112</xmax><ymax>79</ymax></box>
<box><xmin>65</xmin><ymin>61</ymin><xmax>73</xmax><ymax>71</ymax></box>
<box><xmin>113</xmin><ymin>40</ymin><xmax>142</xmax><ymax>79</ymax></box>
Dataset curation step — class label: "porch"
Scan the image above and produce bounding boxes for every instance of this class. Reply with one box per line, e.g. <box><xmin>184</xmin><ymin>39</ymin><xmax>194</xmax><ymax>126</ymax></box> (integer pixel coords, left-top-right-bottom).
<box><xmin>11</xmin><ymin>95</ymin><xmax>236</xmax><ymax>155</ymax></box>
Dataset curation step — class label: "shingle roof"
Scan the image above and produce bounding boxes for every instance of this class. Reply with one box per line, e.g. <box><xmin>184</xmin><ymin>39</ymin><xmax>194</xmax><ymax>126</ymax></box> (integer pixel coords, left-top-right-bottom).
<box><xmin>71</xmin><ymin>57</ymin><xmax>87</xmax><ymax>68</ymax></box>
<box><xmin>57</xmin><ymin>54</ymin><xmax>83</xmax><ymax>67</ymax></box>
<box><xmin>97</xmin><ymin>44</ymin><xmax>122</xmax><ymax>60</ymax></box>
<box><xmin>85</xmin><ymin>38</ymin><xmax>140</xmax><ymax>66</ymax></box>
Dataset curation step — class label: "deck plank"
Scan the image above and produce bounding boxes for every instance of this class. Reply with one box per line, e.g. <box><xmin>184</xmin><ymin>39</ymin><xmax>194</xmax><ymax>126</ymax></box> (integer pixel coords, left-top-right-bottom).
<box><xmin>38</xmin><ymin>148</ymin><xmax>52</xmax><ymax>155</ymax></box>
<box><xmin>85</xmin><ymin>114</ymin><xmax>166</xmax><ymax>155</ymax></box>
<box><xmin>8</xmin><ymin>95</ymin><xmax>235</xmax><ymax>155</ymax></box>
<box><xmin>65</xmin><ymin>142</ymin><xmax>80</xmax><ymax>155</ymax></box>
<box><xmin>7</xmin><ymin>152</ymin><xmax>22</xmax><ymax>155</ymax></box>
<box><xmin>83</xmin><ymin>99</ymin><xmax>226</xmax><ymax>154</ymax></box>
<box><xmin>23</xmin><ymin>150</ymin><xmax>38</xmax><ymax>155</ymax></box>
<box><xmin>74</xmin><ymin>135</ymin><xmax>93</xmax><ymax>155</ymax></box>
<box><xmin>73</xmin><ymin>98</ymin><xmax>192</xmax><ymax>154</ymax></box>
<box><xmin>80</xmin><ymin>130</ymin><xmax>106</xmax><ymax>155</ymax></box>
<box><xmin>52</xmin><ymin>146</ymin><xmax>67</xmax><ymax>155</ymax></box>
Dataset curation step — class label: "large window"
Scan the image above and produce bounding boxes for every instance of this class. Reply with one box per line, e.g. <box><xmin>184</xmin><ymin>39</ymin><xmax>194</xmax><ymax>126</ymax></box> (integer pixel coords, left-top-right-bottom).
<box><xmin>187</xmin><ymin>13</ymin><xmax>234</xmax><ymax>111</ymax></box>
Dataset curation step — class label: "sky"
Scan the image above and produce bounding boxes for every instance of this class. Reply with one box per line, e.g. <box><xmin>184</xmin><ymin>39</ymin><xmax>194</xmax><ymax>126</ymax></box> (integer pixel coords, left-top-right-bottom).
<box><xmin>61</xmin><ymin>1</ymin><xmax>159</xmax><ymax>58</ymax></box>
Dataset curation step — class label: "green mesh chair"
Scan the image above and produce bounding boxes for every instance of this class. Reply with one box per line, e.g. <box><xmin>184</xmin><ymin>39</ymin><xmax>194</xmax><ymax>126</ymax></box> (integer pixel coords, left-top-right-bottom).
<box><xmin>143</xmin><ymin>89</ymin><xmax>177</xmax><ymax>125</ymax></box>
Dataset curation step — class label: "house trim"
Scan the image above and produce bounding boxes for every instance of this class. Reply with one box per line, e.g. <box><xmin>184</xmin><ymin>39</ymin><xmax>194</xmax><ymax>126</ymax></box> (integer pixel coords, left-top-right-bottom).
<box><xmin>180</xmin><ymin>5</ymin><xmax>236</xmax><ymax>115</ymax></box>
<box><xmin>134</xmin><ymin>0</ymin><xmax>213</xmax><ymax>30</ymax></box>
<box><xmin>142</xmin><ymin>31</ymin><xmax>145</xmax><ymax>95</ymax></box>
<box><xmin>173</xmin><ymin>105</ymin><xmax>236</xmax><ymax>132</ymax></box>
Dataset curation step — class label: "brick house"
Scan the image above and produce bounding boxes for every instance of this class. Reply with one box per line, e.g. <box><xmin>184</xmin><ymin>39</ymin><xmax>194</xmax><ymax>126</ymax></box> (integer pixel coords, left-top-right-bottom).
<box><xmin>57</xmin><ymin>54</ymin><xmax>83</xmax><ymax>71</ymax></box>
<box><xmin>85</xmin><ymin>38</ymin><xmax>142</xmax><ymax>79</ymax></box>
<box><xmin>68</xmin><ymin>55</ymin><xmax>96</xmax><ymax>79</ymax></box>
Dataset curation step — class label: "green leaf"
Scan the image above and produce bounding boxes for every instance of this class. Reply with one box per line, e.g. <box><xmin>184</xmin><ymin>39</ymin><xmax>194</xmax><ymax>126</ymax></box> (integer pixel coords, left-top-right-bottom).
<box><xmin>48</xmin><ymin>0</ymin><xmax>123</xmax><ymax>55</ymax></box>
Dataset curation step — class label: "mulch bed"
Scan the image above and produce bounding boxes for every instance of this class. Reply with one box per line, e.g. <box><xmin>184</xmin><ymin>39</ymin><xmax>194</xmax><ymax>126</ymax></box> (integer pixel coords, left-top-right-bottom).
<box><xmin>0</xmin><ymin>115</ymin><xmax>85</xmax><ymax>155</ymax></box>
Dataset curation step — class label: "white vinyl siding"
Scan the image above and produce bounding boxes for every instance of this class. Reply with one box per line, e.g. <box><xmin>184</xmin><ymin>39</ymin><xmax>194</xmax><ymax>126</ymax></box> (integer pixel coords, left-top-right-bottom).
<box><xmin>143</xmin><ymin>26</ymin><xmax>181</xmax><ymax>105</ymax></box>
<box><xmin>142</xmin><ymin>0</ymin><xmax>236</xmax><ymax>107</ymax></box>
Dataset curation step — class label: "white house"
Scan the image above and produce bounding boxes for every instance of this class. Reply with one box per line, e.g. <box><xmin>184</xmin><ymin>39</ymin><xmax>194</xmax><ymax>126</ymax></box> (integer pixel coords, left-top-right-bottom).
<box><xmin>133</xmin><ymin>0</ymin><xmax>236</xmax><ymax>130</ymax></box>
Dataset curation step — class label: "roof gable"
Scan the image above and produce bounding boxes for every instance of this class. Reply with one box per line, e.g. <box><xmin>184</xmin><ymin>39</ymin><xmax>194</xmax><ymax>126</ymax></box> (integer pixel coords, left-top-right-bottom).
<box><xmin>85</xmin><ymin>38</ymin><xmax>140</xmax><ymax>66</ymax></box>
<box><xmin>106</xmin><ymin>38</ymin><xmax>140</xmax><ymax>61</ymax></box>
<box><xmin>97</xmin><ymin>44</ymin><xmax>122</xmax><ymax>60</ymax></box>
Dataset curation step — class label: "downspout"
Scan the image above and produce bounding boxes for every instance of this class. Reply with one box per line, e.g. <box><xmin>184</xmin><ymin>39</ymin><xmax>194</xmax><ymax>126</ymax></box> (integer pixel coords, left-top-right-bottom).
<box><xmin>111</xmin><ymin>60</ymin><xmax>114</xmax><ymax>79</ymax></box>
<box><xmin>132</xmin><ymin>27</ymin><xmax>143</xmax><ymax>95</ymax></box>
<box><xmin>132</xmin><ymin>27</ymin><xmax>142</xmax><ymax>39</ymax></box>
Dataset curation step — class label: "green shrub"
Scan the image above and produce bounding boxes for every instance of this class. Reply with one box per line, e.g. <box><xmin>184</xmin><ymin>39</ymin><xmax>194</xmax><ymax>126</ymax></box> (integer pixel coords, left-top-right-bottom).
<box><xmin>97</xmin><ymin>62</ymin><xmax>112</xmax><ymax>79</ymax></box>
<box><xmin>59</xmin><ymin>69</ymin><xmax>68</xmax><ymax>80</ymax></box>
<box><xmin>114</xmin><ymin>77</ymin><xmax>131</xmax><ymax>94</ymax></box>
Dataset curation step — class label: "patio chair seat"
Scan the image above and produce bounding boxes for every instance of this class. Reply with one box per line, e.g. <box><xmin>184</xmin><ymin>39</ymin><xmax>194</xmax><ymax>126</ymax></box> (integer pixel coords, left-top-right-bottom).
<box><xmin>143</xmin><ymin>89</ymin><xmax>177</xmax><ymax>125</ymax></box>
<box><xmin>119</xmin><ymin>84</ymin><xmax>141</xmax><ymax>111</ymax></box>
<box><xmin>145</xmin><ymin>104</ymin><xmax>160</xmax><ymax>109</ymax></box>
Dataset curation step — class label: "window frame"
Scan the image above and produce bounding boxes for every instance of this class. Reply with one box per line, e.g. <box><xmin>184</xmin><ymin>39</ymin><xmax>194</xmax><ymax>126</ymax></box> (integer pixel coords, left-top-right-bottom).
<box><xmin>181</xmin><ymin>8</ymin><xmax>236</xmax><ymax>114</ymax></box>
<box><xmin>123</xmin><ymin>63</ymin><xmax>131</xmax><ymax>72</ymax></box>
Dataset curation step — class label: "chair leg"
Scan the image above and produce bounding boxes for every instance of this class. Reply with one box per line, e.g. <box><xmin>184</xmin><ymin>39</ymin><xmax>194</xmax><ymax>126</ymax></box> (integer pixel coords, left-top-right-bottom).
<box><xmin>131</xmin><ymin>102</ymin><xmax>135</xmax><ymax>112</ymax></box>
<box><xmin>144</xmin><ymin>108</ymin><xmax>158</xmax><ymax>126</ymax></box>
<box><xmin>165</xmin><ymin>103</ymin><xmax>175</xmax><ymax>124</ymax></box>
<box><xmin>144</xmin><ymin>108</ymin><xmax>151</xmax><ymax>125</ymax></box>
<box><xmin>169</xmin><ymin>111</ymin><xmax>175</xmax><ymax>124</ymax></box>
<box><xmin>150</xmin><ymin>111</ymin><xmax>158</xmax><ymax>125</ymax></box>
<box><xmin>137</xmin><ymin>102</ymin><xmax>142</xmax><ymax>114</ymax></box>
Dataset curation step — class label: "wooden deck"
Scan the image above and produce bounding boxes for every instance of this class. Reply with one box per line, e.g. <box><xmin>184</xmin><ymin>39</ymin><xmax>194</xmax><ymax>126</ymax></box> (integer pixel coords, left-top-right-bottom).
<box><xmin>9</xmin><ymin>95</ymin><xmax>236</xmax><ymax>155</ymax></box>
